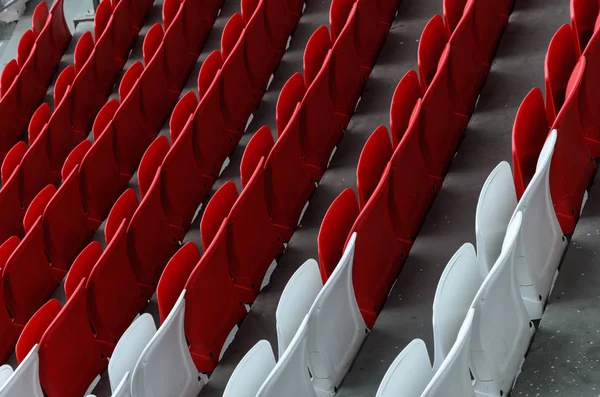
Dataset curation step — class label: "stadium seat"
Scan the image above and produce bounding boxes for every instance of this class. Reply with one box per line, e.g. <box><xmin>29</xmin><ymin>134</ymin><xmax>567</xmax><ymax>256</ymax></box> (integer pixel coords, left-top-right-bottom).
<box><xmin>306</xmin><ymin>233</ymin><xmax>368</xmax><ymax>394</ymax></box>
<box><xmin>570</xmin><ymin>0</ymin><xmax>599</xmax><ymax>52</ymax></box>
<box><xmin>475</xmin><ymin>162</ymin><xmax>517</xmax><ymax>276</ymax></box>
<box><xmin>432</xmin><ymin>244</ymin><xmax>481</xmax><ymax>371</ymax></box>
<box><xmin>276</xmin><ymin>259</ymin><xmax>323</xmax><ymax>358</ymax></box>
<box><xmin>511</xmin><ymin>130</ymin><xmax>567</xmax><ymax>319</ymax></box>
<box><xmin>418</xmin><ymin>15</ymin><xmax>448</xmax><ymax>94</ymax></box>
<box><xmin>356</xmin><ymin>126</ymin><xmax>393</xmax><ymax>208</ymax></box>
<box><xmin>223</xmin><ymin>340</ymin><xmax>276</xmax><ymax>397</ymax></box>
<box><xmin>0</xmin><ymin>345</ymin><xmax>44</xmax><ymax>397</ymax></box>
<box><xmin>111</xmin><ymin>372</ymin><xmax>132</xmax><ymax>397</ymax></box>
<box><xmin>0</xmin><ymin>365</ymin><xmax>11</xmax><ymax>388</ymax></box>
<box><xmin>469</xmin><ymin>212</ymin><xmax>534</xmax><ymax>396</ymax></box>
<box><xmin>130</xmin><ymin>293</ymin><xmax>204</xmax><ymax>397</ymax></box>
<box><xmin>389</xmin><ymin>70</ymin><xmax>422</xmax><ymax>146</ymax></box>
<box><xmin>578</xmin><ymin>28</ymin><xmax>600</xmax><ymax>156</ymax></box>
<box><xmin>375</xmin><ymin>339</ymin><xmax>432</xmax><ymax>397</ymax></box>
<box><xmin>255</xmin><ymin>317</ymin><xmax>316</xmax><ymax>397</ymax></box>
<box><xmin>421</xmin><ymin>309</ymin><xmax>476</xmax><ymax>397</ymax></box>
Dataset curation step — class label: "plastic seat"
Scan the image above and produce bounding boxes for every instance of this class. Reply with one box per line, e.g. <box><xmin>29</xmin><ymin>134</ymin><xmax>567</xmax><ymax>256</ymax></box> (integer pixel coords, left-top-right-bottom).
<box><xmin>0</xmin><ymin>345</ymin><xmax>44</xmax><ymax>397</ymax></box>
<box><xmin>306</xmin><ymin>233</ymin><xmax>368</xmax><ymax>394</ymax></box>
<box><xmin>184</xmin><ymin>221</ymin><xmax>248</xmax><ymax>373</ymax></box>
<box><xmin>579</xmin><ymin>29</ymin><xmax>600</xmax><ymax>157</ymax></box>
<box><xmin>545</xmin><ymin>24</ymin><xmax>579</xmax><ymax>124</ymax></box>
<box><xmin>0</xmin><ymin>166</ymin><xmax>26</xmax><ymax>243</ymax></box>
<box><xmin>469</xmin><ymin>212</ymin><xmax>533</xmax><ymax>396</ymax></box>
<box><xmin>109</xmin><ymin>314</ymin><xmax>157</xmax><ymax>393</ymax></box>
<box><xmin>276</xmin><ymin>259</ymin><xmax>323</xmax><ymax>357</ymax></box>
<box><xmin>418</xmin><ymin>14</ymin><xmax>448</xmax><ymax>93</ymax></box>
<box><xmin>111</xmin><ymin>372</ymin><xmax>132</xmax><ymax>397</ymax></box>
<box><xmin>443</xmin><ymin>0</ymin><xmax>466</xmax><ymax>33</ymax></box>
<box><xmin>390</xmin><ymin>70</ymin><xmax>422</xmax><ymax>146</ymax></box>
<box><xmin>422</xmin><ymin>309</ymin><xmax>476</xmax><ymax>397</ymax></box>
<box><xmin>223</xmin><ymin>340</ymin><xmax>276</xmax><ymax>397</ymax></box>
<box><xmin>256</xmin><ymin>317</ymin><xmax>316</xmax><ymax>397</ymax></box>
<box><xmin>375</xmin><ymin>339</ymin><xmax>432</xmax><ymax>397</ymax></box>
<box><xmin>570</xmin><ymin>0</ymin><xmax>599</xmax><ymax>53</ymax></box>
<box><xmin>356</xmin><ymin>126</ymin><xmax>393</xmax><ymax>208</ymax></box>
<box><xmin>432</xmin><ymin>244</ymin><xmax>481</xmax><ymax>371</ymax></box>
<box><xmin>131</xmin><ymin>292</ymin><xmax>203</xmax><ymax>397</ymax></box>
<box><xmin>0</xmin><ymin>365</ymin><xmax>12</xmax><ymax>387</ymax></box>
<box><xmin>470</xmin><ymin>0</ymin><xmax>511</xmax><ymax>64</ymax></box>
<box><xmin>475</xmin><ymin>162</ymin><xmax>517</xmax><ymax>276</ymax></box>
<box><xmin>512</xmin><ymin>130</ymin><xmax>567</xmax><ymax>319</ymax></box>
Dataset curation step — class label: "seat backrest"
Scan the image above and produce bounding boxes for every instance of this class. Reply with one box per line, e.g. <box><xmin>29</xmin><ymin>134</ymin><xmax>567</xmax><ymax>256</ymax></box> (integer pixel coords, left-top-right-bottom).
<box><xmin>571</xmin><ymin>0</ymin><xmax>599</xmax><ymax>52</ymax></box>
<box><xmin>512</xmin><ymin>130</ymin><xmax>566</xmax><ymax>320</ymax></box>
<box><xmin>356</xmin><ymin>126</ymin><xmax>392</xmax><ymax>208</ymax></box>
<box><xmin>470</xmin><ymin>212</ymin><xmax>532</xmax><ymax>396</ymax></box>
<box><xmin>0</xmin><ymin>365</ymin><xmax>11</xmax><ymax>387</ymax></box>
<box><xmin>108</xmin><ymin>314</ymin><xmax>157</xmax><ymax>393</ymax></box>
<box><xmin>418</xmin><ymin>14</ymin><xmax>448</xmax><ymax>93</ymax></box>
<box><xmin>223</xmin><ymin>340</ymin><xmax>276</xmax><ymax>397</ymax></box>
<box><xmin>130</xmin><ymin>292</ymin><xmax>203</xmax><ymax>397</ymax></box>
<box><xmin>276</xmin><ymin>259</ymin><xmax>323</xmax><ymax>358</ymax></box>
<box><xmin>256</xmin><ymin>317</ymin><xmax>317</xmax><ymax>397</ymax></box>
<box><xmin>375</xmin><ymin>339</ymin><xmax>432</xmax><ymax>397</ymax></box>
<box><xmin>306</xmin><ymin>233</ymin><xmax>368</xmax><ymax>394</ymax></box>
<box><xmin>0</xmin><ymin>345</ymin><xmax>44</xmax><ymax>397</ymax></box>
<box><xmin>111</xmin><ymin>371</ymin><xmax>132</xmax><ymax>397</ymax></box>
<box><xmin>422</xmin><ymin>309</ymin><xmax>476</xmax><ymax>397</ymax></box>
<box><xmin>475</xmin><ymin>161</ymin><xmax>517</xmax><ymax>276</ymax></box>
<box><xmin>432</xmin><ymin>243</ymin><xmax>481</xmax><ymax>371</ymax></box>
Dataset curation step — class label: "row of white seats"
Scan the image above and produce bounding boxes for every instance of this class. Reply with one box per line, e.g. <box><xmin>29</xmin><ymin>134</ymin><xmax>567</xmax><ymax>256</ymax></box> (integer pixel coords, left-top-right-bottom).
<box><xmin>376</xmin><ymin>129</ymin><xmax>566</xmax><ymax>396</ymax></box>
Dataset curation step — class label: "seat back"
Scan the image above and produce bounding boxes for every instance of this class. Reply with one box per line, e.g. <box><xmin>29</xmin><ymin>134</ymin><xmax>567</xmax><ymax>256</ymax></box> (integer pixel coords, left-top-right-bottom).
<box><xmin>111</xmin><ymin>371</ymin><xmax>132</xmax><ymax>397</ymax></box>
<box><xmin>422</xmin><ymin>309</ymin><xmax>476</xmax><ymax>397</ymax></box>
<box><xmin>375</xmin><ymin>339</ymin><xmax>432</xmax><ymax>397</ymax></box>
<box><xmin>470</xmin><ymin>212</ymin><xmax>532</xmax><ymax>396</ymax></box>
<box><xmin>108</xmin><ymin>314</ymin><xmax>157</xmax><ymax>393</ymax></box>
<box><xmin>0</xmin><ymin>345</ymin><xmax>44</xmax><ymax>397</ymax></box>
<box><xmin>512</xmin><ymin>130</ymin><xmax>566</xmax><ymax>319</ymax></box>
<box><xmin>475</xmin><ymin>161</ymin><xmax>517</xmax><ymax>276</ymax></box>
<box><xmin>306</xmin><ymin>233</ymin><xmax>367</xmax><ymax>394</ymax></box>
<box><xmin>0</xmin><ymin>365</ymin><xmax>11</xmax><ymax>387</ymax></box>
<box><xmin>571</xmin><ymin>0</ymin><xmax>599</xmax><ymax>52</ymax></box>
<box><xmin>432</xmin><ymin>243</ymin><xmax>481</xmax><ymax>371</ymax></box>
<box><xmin>223</xmin><ymin>340</ymin><xmax>276</xmax><ymax>397</ymax></box>
<box><xmin>256</xmin><ymin>317</ymin><xmax>317</xmax><ymax>397</ymax></box>
<box><xmin>276</xmin><ymin>259</ymin><xmax>323</xmax><ymax>358</ymax></box>
<box><xmin>131</xmin><ymin>292</ymin><xmax>203</xmax><ymax>397</ymax></box>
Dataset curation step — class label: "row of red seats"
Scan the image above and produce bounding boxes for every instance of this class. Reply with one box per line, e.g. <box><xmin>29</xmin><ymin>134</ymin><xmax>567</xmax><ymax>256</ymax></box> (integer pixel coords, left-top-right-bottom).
<box><xmin>0</xmin><ymin>0</ymin><xmax>70</xmax><ymax>160</ymax></box>
<box><xmin>0</xmin><ymin>0</ymin><xmax>308</xmax><ymax>393</ymax></box>
<box><xmin>570</xmin><ymin>0</ymin><xmax>600</xmax><ymax>54</ymax></box>
<box><xmin>0</xmin><ymin>0</ymin><xmax>154</xmax><ymax>246</ymax></box>
<box><xmin>513</xmin><ymin>20</ymin><xmax>598</xmax><ymax>234</ymax></box>
<box><xmin>316</xmin><ymin>0</ymin><xmax>513</xmax><ymax>328</ymax></box>
<box><xmin>0</xmin><ymin>0</ymin><xmax>223</xmax><ymax>368</ymax></box>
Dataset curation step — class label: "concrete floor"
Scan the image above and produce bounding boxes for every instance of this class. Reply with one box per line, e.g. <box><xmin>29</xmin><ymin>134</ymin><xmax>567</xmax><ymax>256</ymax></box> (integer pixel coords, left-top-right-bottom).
<box><xmin>2</xmin><ymin>0</ymin><xmax>598</xmax><ymax>396</ymax></box>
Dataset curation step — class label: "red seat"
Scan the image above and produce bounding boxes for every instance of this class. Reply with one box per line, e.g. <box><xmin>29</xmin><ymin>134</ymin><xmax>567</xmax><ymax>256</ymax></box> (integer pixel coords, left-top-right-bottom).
<box><xmin>0</xmin><ymin>82</ymin><xmax>23</xmax><ymax>160</ymax></box>
<box><xmin>184</xmin><ymin>221</ymin><xmax>247</xmax><ymax>373</ymax></box>
<box><xmin>578</xmin><ymin>29</ymin><xmax>600</xmax><ymax>156</ymax></box>
<box><xmin>571</xmin><ymin>0</ymin><xmax>600</xmax><ymax>53</ymax></box>
<box><xmin>418</xmin><ymin>14</ymin><xmax>448</xmax><ymax>93</ymax></box>
<box><xmin>545</xmin><ymin>24</ymin><xmax>579</xmax><ymax>124</ymax></box>
<box><xmin>0</xmin><ymin>166</ymin><xmax>26</xmax><ymax>243</ymax></box>
<box><xmin>512</xmin><ymin>88</ymin><xmax>550</xmax><ymax>199</ymax></box>
<box><xmin>419</xmin><ymin>45</ymin><xmax>465</xmax><ymax>182</ymax></box>
<box><xmin>263</xmin><ymin>106</ymin><xmax>315</xmax><ymax>241</ymax></box>
<box><xmin>470</xmin><ymin>0</ymin><xmax>511</xmax><ymax>64</ymax></box>
<box><xmin>2</xmin><ymin>217</ymin><xmax>57</xmax><ymax>327</ymax></box>
<box><xmin>317</xmin><ymin>188</ymin><xmax>359</xmax><ymax>279</ymax></box>
<box><xmin>37</xmin><ymin>280</ymin><xmax>108</xmax><ymax>397</ymax></box>
<box><xmin>0</xmin><ymin>237</ymin><xmax>21</xmax><ymax>362</ymax></box>
<box><xmin>390</xmin><ymin>70</ymin><xmax>421</xmax><ymax>146</ymax></box>
<box><xmin>19</xmin><ymin>131</ymin><xmax>53</xmax><ymax>207</ymax></box>
<box><xmin>549</xmin><ymin>57</ymin><xmax>596</xmax><ymax>234</ymax></box>
<box><xmin>443</xmin><ymin>0</ymin><xmax>466</xmax><ymax>33</ymax></box>
<box><xmin>356</xmin><ymin>126</ymin><xmax>393</xmax><ymax>208</ymax></box>
<box><xmin>276</xmin><ymin>72</ymin><xmax>306</xmax><ymax>136</ymax></box>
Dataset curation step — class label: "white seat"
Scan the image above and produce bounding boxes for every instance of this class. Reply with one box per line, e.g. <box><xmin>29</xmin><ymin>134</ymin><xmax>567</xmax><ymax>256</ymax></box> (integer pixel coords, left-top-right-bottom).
<box><xmin>131</xmin><ymin>291</ymin><xmax>204</xmax><ymax>397</ymax></box>
<box><xmin>422</xmin><ymin>309</ymin><xmax>476</xmax><ymax>397</ymax></box>
<box><xmin>256</xmin><ymin>317</ymin><xmax>317</xmax><ymax>397</ymax></box>
<box><xmin>475</xmin><ymin>161</ymin><xmax>517</xmax><ymax>277</ymax></box>
<box><xmin>432</xmin><ymin>243</ymin><xmax>482</xmax><ymax>371</ymax></box>
<box><xmin>112</xmin><ymin>372</ymin><xmax>132</xmax><ymax>397</ymax></box>
<box><xmin>277</xmin><ymin>259</ymin><xmax>323</xmax><ymax>358</ymax></box>
<box><xmin>470</xmin><ymin>212</ymin><xmax>534</xmax><ymax>397</ymax></box>
<box><xmin>511</xmin><ymin>130</ymin><xmax>567</xmax><ymax>319</ymax></box>
<box><xmin>305</xmin><ymin>232</ymin><xmax>368</xmax><ymax>395</ymax></box>
<box><xmin>0</xmin><ymin>365</ymin><xmax>12</xmax><ymax>387</ymax></box>
<box><xmin>109</xmin><ymin>313</ymin><xmax>157</xmax><ymax>392</ymax></box>
<box><xmin>0</xmin><ymin>345</ymin><xmax>44</xmax><ymax>396</ymax></box>
<box><xmin>224</xmin><ymin>340</ymin><xmax>276</xmax><ymax>397</ymax></box>
<box><xmin>375</xmin><ymin>339</ymin><xmax>433</xmax><ymax>397</ymax></box>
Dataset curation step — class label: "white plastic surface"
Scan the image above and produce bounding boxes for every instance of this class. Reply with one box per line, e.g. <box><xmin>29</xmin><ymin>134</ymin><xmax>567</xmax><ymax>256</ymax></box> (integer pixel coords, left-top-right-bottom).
<box><xmin>512</xmin><ymin>130</ymin><xmax>566</xmax><ymax>319</ymax></box>
<box><xmin>112</xmin><ymin>372</ymin><xmax>132</xmax><ymax>397</ymax></box>
<box><xmin>432</xmin><ymin>243</ymin><xmax>482</xmax><ymax>371</ymax></box>
<box><xmin>0</xmin><ymin>345</ymin><xmax>44</xmax><ymax>397</ymax></box>
<box><xmin>305</xmin><ymin>233</ymin><xmax>368</xmax><ymax>395</ymax></box>
<box><xmin>375</xmin><ymin>339</ymin><xmax>432</xmax><ymax>397</ymax></box>
<box><xmin>276</xmin><ymin>259</ymin><xmax>323</xmax><ymax>358</ymax></box>
<box><xmin>0</xmin><ymin>366</ymin><xmax>12</xmax><ymax>387</ymax></box>
<box><xmin>224</xmin><ymin>340</ymin><xmax>276</xmax><ymax>397</ymax></box>
<box><xmin>130</xmin><ymin>291</ymin><xmax>204</xmax><ymax>397</ymax></box>
<box><xmin>256</xmin><ymin>317</ymin><xmax>317</xmax><ymax>397</ymax></box>
<box><xmin>109</xmin><ymin>313</ymin><xmax>157</xmax><ymax>392</ymax></box>
<box><xmin>470</xmin><ymin>212</ymin><xmax>534</xmax><ymax>396</ymax></box>
<box><xmin>475</xmin><ymin>161</ymin><xmax>517</xmax><ymax>277</ymax></box>
<box><xmin>422</xmin><ymin>309</ymin><xmax>476</xmax><ymax>397</ymax></box>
